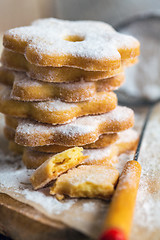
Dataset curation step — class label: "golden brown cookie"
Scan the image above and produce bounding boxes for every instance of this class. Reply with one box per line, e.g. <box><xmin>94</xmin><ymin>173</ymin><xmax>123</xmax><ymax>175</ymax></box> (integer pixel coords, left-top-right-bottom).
<box><xmin>4</xmin><ymin>126</ymin><xmax>119</xmax><ymax>153</ymax></box>
<box><xmin>22</xmin><ymin>129</ymin><xmax>138</xmax><ymax>169</ymax></box>
<box><xmin>14</xmin><ymin>106</ymin><xmax>134</xmax><ymax>147</ymax></box>
<box><xmin>50</xmin><ymin>165</ymin><xmax>119</xmax><ymax>199</ymax></box>
<box><xmin>0</xmin><ymin>67</ymin><xmax>125</xmax><ymax>102</ymax></box>
<box><xmin>3</xmin><ymin>18</ymin><xmax>140</xmax><ymax>71</ymax></box>
<box><xmin>83</xmin><ymin>129</ymin><xmax>138</xmax><ymax>166</ymax></box>
<box><xmin>9</xmin><ymin>71</ymin><xmax>124</xmax><ymax>102</ymax></box>
<box><xmin>0</xmin><ymin>83</ymin><xmax>117</xmax><ymax>124</ymax></box>
<box><xmin>1</xmin><ymin>48</ymin><xmax>128</xmax><ymax>83</ymax></box>
<box><xmin>30</xmin><ymin>147</ymin><xmax>88</xmax><ymax>190</ymax></box>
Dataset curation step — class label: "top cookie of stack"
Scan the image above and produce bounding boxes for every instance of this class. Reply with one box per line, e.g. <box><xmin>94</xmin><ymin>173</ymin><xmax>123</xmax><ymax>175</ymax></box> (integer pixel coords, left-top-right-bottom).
<box><xmin>3</xmin><ymin>18</ymin><xmax>139</xmax><ymax>71</ymax></box>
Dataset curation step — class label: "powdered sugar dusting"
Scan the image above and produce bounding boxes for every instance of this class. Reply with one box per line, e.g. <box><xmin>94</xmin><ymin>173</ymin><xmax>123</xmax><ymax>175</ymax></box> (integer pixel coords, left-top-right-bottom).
<box><xmin>0</xmin><ymin>82</ymin><xmax>113</xmax><ymax>114</ymax></box>
<box><xmin>4</xmin><ymin>18</ymin><xmax>139</xmax><ymax>65</ymax></box>
<box><xmin>10</xmin><ymin>71</ymin><xmax>120</xmax><ymax>102</ymax></box>
<box><xmin>83</xmin><ymin>146</ymin><xmax>113</xmax><ymax>163</ymax></box>
<box><xmin>54</xmin><ymin>165</ymin><xmax>119</xmax><ymax>186</ymax></box>
<box><xmin>83</xmin><ymin>129</ymin><xmax>138</xmax><ymax>163</ymax></box>
<box><xmin>82</xmin><ymin>202</ymin><xmax>96</xmax><ymax>212</ymax></box>
<box><xmin>33</xmin><ymin>91</ymin><xmax>112</xmax><ymax>112</ymax></box>
<box><xmin>0</xmin><ymin>83</ymin><xmax>77</xmax><ymax>111</ymax></box>
<box><xmin>0</xmin><ymin>149</ymin><xmax>76</xmax><ymax>214</ymax></box>
<box><xmin>14</xmin><ymin>73</ymin><xmax>94</xmax><ymax>90</ymax></box>
<box><xmin>15</xmin><ymin>106</ymin><xmax>133</xmax><ymax>143</ymax></box>
<box><xmin>116</xmin><ymin>127</ymin><xmax>138</xmax><ymax>143</ymax></box>
<box><xmin>34</xmin><ymin>100</ymin><xmax>77</xmax><ymax>111</ymax></box>
<box><xmin>13</xmin><ymin>72</ymin><xmax>43</xmax><ymax>87</ymax></box>
<box><xmin>130</xmin><ymin>103</ymin><xmax>160</xmax><ymax>239</ymax></box>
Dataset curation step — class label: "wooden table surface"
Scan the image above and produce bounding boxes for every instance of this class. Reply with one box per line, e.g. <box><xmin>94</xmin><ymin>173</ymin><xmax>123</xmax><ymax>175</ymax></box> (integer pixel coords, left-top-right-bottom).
<box><xmin>0</xmin><ymin>193</ymin><xmax>90</xmax><ymax>240</ymax></box>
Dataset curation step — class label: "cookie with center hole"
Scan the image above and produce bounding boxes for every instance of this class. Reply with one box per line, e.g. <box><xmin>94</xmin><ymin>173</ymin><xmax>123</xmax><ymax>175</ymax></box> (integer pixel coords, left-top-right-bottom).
<box><xmin>3</xmin><ymin>18</ymin><xmax>140</xmax><ymax>71</ymax></box>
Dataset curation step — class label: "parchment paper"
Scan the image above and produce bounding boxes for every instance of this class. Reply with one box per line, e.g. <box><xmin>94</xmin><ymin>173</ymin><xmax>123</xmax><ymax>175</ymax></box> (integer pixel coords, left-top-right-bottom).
<box><xmin>0</xmin><ymin>104</ymin><xmax>159</xmax><ymax>240</ymax></box>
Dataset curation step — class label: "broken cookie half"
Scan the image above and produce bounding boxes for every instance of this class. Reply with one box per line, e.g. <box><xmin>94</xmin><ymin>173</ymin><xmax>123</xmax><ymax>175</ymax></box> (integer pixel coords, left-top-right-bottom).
<box><xmin>50</xmin><ymin>165</ymin><xmax>119</xmax><ymax>200</ymax></box>
<box><xmin>30</xmin><ymin>147</ymin><xmax>88</xmax><ymax>190</ymax></box>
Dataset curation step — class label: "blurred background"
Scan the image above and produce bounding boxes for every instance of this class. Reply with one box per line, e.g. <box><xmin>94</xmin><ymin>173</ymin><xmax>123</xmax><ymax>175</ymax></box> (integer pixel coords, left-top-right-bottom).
<box><xmin>0</xmin><ymin>0</ymin><xmax>160</xmax><ymax>32</ymax></box>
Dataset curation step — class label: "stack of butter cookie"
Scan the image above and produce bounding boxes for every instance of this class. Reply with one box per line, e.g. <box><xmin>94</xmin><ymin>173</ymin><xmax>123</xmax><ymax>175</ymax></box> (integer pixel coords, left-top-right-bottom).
<box><xmin>0</xmin><ymin>19</ymin><xmax>140</xmax><ymax>199</ymax></box>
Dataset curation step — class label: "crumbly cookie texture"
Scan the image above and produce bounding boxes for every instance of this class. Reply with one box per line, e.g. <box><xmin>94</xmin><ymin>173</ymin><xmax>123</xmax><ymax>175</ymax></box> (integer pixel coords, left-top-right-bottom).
<box><xmin>13</xmin><ymin>106</ymin><xmax>134</xmax><ymax>147</ymax></box>
<box><xmin>3</xmin><ymin>18</ymin><xmax>140</xmax><ymax>70</ymax></box>
<box><xmin>30</xmin><ymin>147</ymin><xmax>88</xmax><ymax>190</ymax></box>
<box><xmin>0</xmin><ymin>68</ymin><xmax>125</xmax><ymax>102</ymax></box>
<box><xmin>50</xmin><ymin>165</ymin><xmax>119</xmax><ymax>200</ymax></box>
<box><xmin>0</xmin><ymin>83</ymin><xmax>117</xmax><ymax>124</ymax></box>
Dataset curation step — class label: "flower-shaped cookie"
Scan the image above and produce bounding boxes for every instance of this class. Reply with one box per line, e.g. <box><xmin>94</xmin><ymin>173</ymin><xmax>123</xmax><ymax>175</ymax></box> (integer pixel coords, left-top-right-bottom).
<box><xmin>13</xmin><ymin>106</ymin><xmax>134</xmax><ymax>147</ymax></box>
<box><xmin>3</xmin><ymin>18</ymin><xmax>140</xmax><ymax>70</ymax></box>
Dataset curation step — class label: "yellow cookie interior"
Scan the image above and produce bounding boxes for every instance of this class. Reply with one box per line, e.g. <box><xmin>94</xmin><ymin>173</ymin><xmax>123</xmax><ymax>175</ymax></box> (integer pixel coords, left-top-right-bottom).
<box><xmin>30</xmin><ymin>147</ymin><xmax>87</xmax><ymax>190</ymax></box>
<box><xmin>50</xmin><ymin>165</ymin><xmax>119</xmax><ymax>199</ymax></box>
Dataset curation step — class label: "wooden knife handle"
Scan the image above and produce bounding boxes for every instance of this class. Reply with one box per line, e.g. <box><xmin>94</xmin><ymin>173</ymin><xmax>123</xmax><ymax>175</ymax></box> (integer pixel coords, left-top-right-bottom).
<box><xmin>99</xmin><ymin>160</ymin><xmax>141</xmax><ymax>240</ymax></box>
